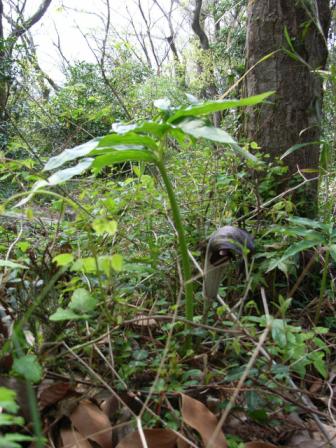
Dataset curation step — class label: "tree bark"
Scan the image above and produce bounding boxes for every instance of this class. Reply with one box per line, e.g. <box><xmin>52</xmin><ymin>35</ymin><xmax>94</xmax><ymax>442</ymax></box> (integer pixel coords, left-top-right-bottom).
<box><xmin>244</xmin><ymin>0</ymin><xmax>331</xmax><ymax>217</ymax></box>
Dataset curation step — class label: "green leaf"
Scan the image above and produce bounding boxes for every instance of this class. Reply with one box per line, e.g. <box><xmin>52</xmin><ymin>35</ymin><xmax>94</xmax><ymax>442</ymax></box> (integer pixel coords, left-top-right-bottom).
<box><xmin>0</xmin><ymin>414</ymin><xmax>24</xmax><ymax>427</ymax></box>
<box><xmin>98</xmin><ymin>255</ymin><xmax>123</xmax><ymax>275</ymax></box>
<box><xmin>0</xmin><ymin>387</ymin><xmax>19</xmax><ymax>413</ymax></box>
<box><xmin>112</xmin><ymin>121</ymin><xmax>172</xmax><ymax>138</ymax></box>
<box><xmin>49</xmin><ymin>308</ymin><xmax>87</xmax><ymax>321</ymax></box>
<box><xmin>44</xmin><ymin>137</ymin><xmax>101</xmax><ymax>171</ymax></box>
<box><xmin>178</xmin><ymin>119</ymin><xmax>235</xmax><ymax>143</ymax></box>
<box><xmin>266</xmin><ymin>258</ymin><xmax>288</xmax><ymax>275</ymax></box>
<box><xmin>53</xmin><ymin>253</ymin><xmax>74</xmax><ymax>266</ymax></box>
<box><xmin>69</xmin><ymin>288</ymin><xmax>97</xmax><ymax>313</ymax></box>
<box><xmin>281</xmin><ymin>239</ymin><xmax>322</xmax><ymax>262</ymax></box>
<box><xmin>110</xmin><ymin>254</ymin><xmax>123</xmax><ymax>271</ymax></box>
<box><xmin>0</xmin><ymin>260</ymin><xmax>27</xmax><ymax>269</ymax></box>
<box><xmin>310</xmin><ymin>352</ymin><xmax>327</xmax><ymax>378</ymax></box>
<box><xmin>133</xmin><ymin>349</ymin><xmax>149</xmax><ymax>361</ymax></box>
<box><xmin>12</xmin><ymin>355</ymin><xmax>42</xmax><ymax>383</ymax></box>
<box><xmin>0</xmin><ymin>433</ymin><xmax>33</xmax><ymax>448</ymax></box>
<box><xmin>47</xmin><ymin>158</ymin><xmax>93</xmax><ymax>185</ymax></box>
<box><xmin>271</xmin><ymin>319</ymin><xmax>287</xmax><ymax>347</ymax></box>
<box><xmin>287</xmin><ymin>216</ymin><xmax>327</xmax><ymax>231</ymax></box>
<box><xmin>94</xmin><ymin>133</ymin><xmax>158</xmax><ymax>151</ymax></box>
<box><xmin>92</xmin><ymin>150</ymin><xmax>157</xmax><ymax>171</ymax></box>
<box><xmin>168</xmin><ymin>92</ymin><xmax>275</xmax><ymax>123</ymax></box>
<box><xmin>177</xmin><ymin>119</ymin><xmax>258</xmax><ymax>163</ymax></box>
<box><xmin>92</xmin><ymin>218</ymin><xmax>118</xmax><ymax>235</ymax></box>
<box><xmin>281</xmin><ymin>141</ymin><xmax>320</xmax><ymax>160</ymax></box>
<box><xmin>71</xmin><ymin>257</ymin><xmax>97</xmax><ymax>273</ymax></box>
<box><xmin>284</xmin><ymin>26</ymin><xmax>296</xmax><ymax>53</ymax></box>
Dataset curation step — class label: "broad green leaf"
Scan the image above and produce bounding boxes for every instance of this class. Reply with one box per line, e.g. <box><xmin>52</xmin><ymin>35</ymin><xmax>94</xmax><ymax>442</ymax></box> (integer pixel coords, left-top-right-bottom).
<box><xmin>0</xmin><ymin>388</ymin><xmax>19</xmax><ymax>413</ymax></box>
<box><xmin>44</xmin><ymin>137</ymin><xmax>101</xmax><ymax>171</ymax></box>
<box><xmin>281</xmin><ymin>240</ymin><xmax>322</xmax><ymax>262</ymax></box>
<box><xmin>271</xmin><ymin>319</ymin><xmax>287</xmax><ymax>347</ymax></box>
<box><xmin>95</xmin><ymin>133</ymin><xmax>158</xmax><ymax>151</ymax></box>
<box><xmin>177</xmin><ymin>119</ymin><xmax>258</xmax><ymax>163</ymax></box>
<box><xmin>287</xmin><ymin>217</ymin><xmax>328</xmax><ymax>231</ymax></box>
<box><xmin>98</xmin><ymin>255</ymin><xmax>123</xmax><ymax>275</ymax></box>
<box><xmin>0</xmin><ymin>260</ymin><xmax>27</xmax><ymax>269</ymax></box>
<box><xmin>47</xmin><ymin>158</ymin><xmax>93</xmax><ymax>185</ymax></box>
<box><xmin>112</xmin><ymin>121</ymin><xmax>172</xmax><ymax>138</ymax></box>
<box><xmin>12</xmin><ymin>355</ymin><xmax>42</xmax><ymax>383</ymax></box>
<box><xmin>310</xmin><ymin>352</ymin><xmax>327</xmax><ymax>378</ymax></box>
<box><xmin>92</xmin><ymin>218</ymin><xmax>118</xmax><ymax>235</ymax></box>
<box><xmin>71</xmin><ymin>257</ymin><xmax>96</xmax><ymax>273</ymax></box>
<box><xmin>49</xmin><ymin>308</ymin><xmax>87</xmax><ymax>321</ymax></box>
<box><xmin>111</xmin><ymin>254</ymin><xmax>123</xmax><ymax>271</ymax></box>
<box><xmin>112</xmin><ymin>123</ymin><xmax>138</xmax><ymax>134</ymax></box>
<box><xmin>266</xmin><ymin>258</ymin><xmax>289</xmax><ymax>276</ymax></box>
<box><xmin>178</xmin><ymin>119</ymin><xmax>235</xmax><ymax>143</ymax></box>
<box><xmin>92</xmin><ymin>150</ymin><xmax>157</xmax><ymax>171</ymax></box>
<box><xmin>133</xmin><ymin>121</ymin><xmax>172</xmax><ymax>137</ymax></box>
<box><xmin>17</xmin><ymin>241</ymin><xmax>30</xmax><ymax>252</ymax></box>
<box><xmin>275</xmin><ymin>226</ymin><xmax>323</xmax><ymax>239</ymax></box>
<box><xmin>69</xmin><ymin>288</ymin><xmax>97</xmax><ymax>313</ymax></box>
<box><xmin>281</xmin><ymin>141</ymin><xmax>320</xmax><ymax>160</ymax></box>
<box><xmin>53</xmin><ymin>253</ymin><xmax>74</xmax><ymax>266</ymax></box>
<box><xmin>167</xmin><ymin>92</ymin><xmax>275</xmax><ymax>123</ymax></box>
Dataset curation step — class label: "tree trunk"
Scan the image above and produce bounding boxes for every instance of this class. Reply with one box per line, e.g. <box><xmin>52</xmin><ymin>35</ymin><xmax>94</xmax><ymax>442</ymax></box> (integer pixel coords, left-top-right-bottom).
<box><xmin>244</xmin><ymin>0</ymin><xmax>331</xmax><ymax>217</ymax></box>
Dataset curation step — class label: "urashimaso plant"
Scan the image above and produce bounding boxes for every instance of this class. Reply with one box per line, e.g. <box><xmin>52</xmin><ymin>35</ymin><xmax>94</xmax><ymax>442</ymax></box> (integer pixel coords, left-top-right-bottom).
<box><xmin>12</xmin><ymin>92</ymin><xmax>273</xmax><ymax>326</ymax></box>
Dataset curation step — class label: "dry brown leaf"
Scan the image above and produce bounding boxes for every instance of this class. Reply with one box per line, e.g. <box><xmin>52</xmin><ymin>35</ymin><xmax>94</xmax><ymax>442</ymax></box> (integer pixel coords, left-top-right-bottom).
<box><xmin>60</xmin><ymin>428</ymin><xmax>92</xmax><ymax>448</ymax></box>
<box><xmin>39</xmin><ymin>382</ymin><xmax>71</xmax><ymax>410</ymax></box>
<box><xmin>245</xmin><ymin>443</ymin><xmax>279</xmax><ymax>448</ymax></box>
<box><xmin>180</xmin><ymin>393</ymin><xmax>227</xmax><ymax>448</ymax></box>
<box><xmin>176</xmin><ymin>437</ymin><xmax>191</xmax><ymax>448</ymax></box>
<box><xmin>288</xmin><ymin>421</ymin><xmax>336</xmax><ymax>447</ymax></box>
<box><xmin>69</xmin><ymin>399</ymin><xmax>112</xmax><ymax>448</ymax></box>
<box><xmin>116</xmin><ymin>428</ymin><xmax>178</xmax><ymax>448</ymax></box>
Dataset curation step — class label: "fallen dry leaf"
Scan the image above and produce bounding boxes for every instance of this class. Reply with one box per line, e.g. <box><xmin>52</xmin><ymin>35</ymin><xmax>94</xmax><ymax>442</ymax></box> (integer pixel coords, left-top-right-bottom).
<box><xmin>69</xmin><ymin>400</ymin><xmax>112</xmax><ymax>448</ymax></box>
<box><xmin>39</xmin><ymin>381</ymin><xmax>72</xmax><ymax>410</ymax></box>
<box><xmin>60</xmin><ymin>427</ymin><xmax>92</xmax><ymax>448</ymax></box>
<box><xmin>116</xmin><ymin>428</ymin><xmax>178</xmax><ymax>448</ymax></box>
<box><xmin>180</xmin><ymin>393</ymin><xmax>227</xmax><ymax>448</ymax></box>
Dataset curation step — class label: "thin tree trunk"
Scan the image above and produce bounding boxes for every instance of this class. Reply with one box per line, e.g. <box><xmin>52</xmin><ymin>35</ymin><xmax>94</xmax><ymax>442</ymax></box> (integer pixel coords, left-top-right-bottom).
<box><xmin>244</xmin><ymin>0</ymin><xmax>331</xmax><ymax>217</ymax></box>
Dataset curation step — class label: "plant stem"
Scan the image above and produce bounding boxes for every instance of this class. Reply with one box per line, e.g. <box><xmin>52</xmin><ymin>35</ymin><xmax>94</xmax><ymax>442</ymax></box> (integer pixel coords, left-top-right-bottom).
<box><xmin>157</xmin><ymin>161</ymin><xmax>194</xmax><ymax>322</ymax></box>
<box><xmin>315</xmin><ymin>249</ymin><xmax>330</xmax><ymax>324</ymax></box>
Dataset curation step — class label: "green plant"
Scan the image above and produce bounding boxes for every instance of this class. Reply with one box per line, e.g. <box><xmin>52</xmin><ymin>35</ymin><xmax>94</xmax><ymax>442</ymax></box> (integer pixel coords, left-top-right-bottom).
<box><xmin>0</xmin><ymin>387</ymin><xmax>33</xmax><ymax>448</ymax></box>
<box><xmin>9</xmin><ymin>92</ymin><xmax>272</xmax><ymax>333</ymax></box>
<box><xmin>264</xmin><ymin>216</ymin><xmax>336</xmax><ymax>321</ymax></box>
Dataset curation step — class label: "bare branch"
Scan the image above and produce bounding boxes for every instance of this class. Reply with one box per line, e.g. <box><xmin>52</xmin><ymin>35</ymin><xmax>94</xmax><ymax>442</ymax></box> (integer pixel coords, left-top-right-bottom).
<box><xmin>10</xmin><ymin>0</ymin><xmax>53</xmax><ymax>40</ymax></box>
<box><xmin>191</xmin><ymin>0</ymin><xmax>210</xmax><ymax>50</ymax></box>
